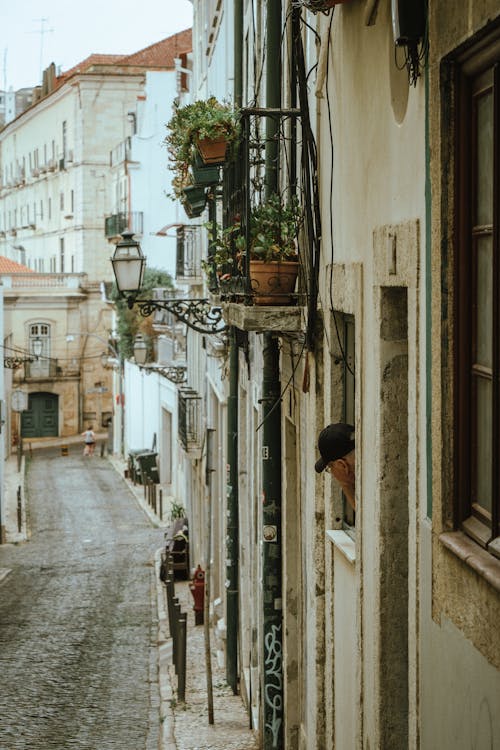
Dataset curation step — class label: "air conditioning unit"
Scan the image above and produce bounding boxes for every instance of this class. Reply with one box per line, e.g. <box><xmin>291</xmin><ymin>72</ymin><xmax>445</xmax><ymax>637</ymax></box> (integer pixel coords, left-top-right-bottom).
<box><xmin>47</xmin><ymin>159</ymin><xmax>56</xmax><ymax>172</ymax></box>
<box><xmin>67</xmin><ymin>150</ymin><xmax>74</xmax><ymax>163</ymax></box>
<box><xmin>59</xmin><ymin>158</ymin><xmax>65</xmax><ymax>171</ymax></box>
<box><xmin>32</xmin><ymin>168</ymin><xmax>40</xmax><ymax>178</ymax></box>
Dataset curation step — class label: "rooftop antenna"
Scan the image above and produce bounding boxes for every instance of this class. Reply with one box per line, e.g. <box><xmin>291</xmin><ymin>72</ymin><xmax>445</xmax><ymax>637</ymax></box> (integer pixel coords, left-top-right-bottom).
<box><xmin>2</xmin><ymin>48</ymin><xmax>7</xmax><ymax>92</ymax></box>
<box><xmin>29</xmin><ymin>18</ymin><xmax>54</xmax><ymax>84</ymax></box>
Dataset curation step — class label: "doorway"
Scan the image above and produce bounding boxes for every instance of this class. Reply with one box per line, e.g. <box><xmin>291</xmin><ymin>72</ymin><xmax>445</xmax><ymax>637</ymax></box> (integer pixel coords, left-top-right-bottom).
<box><xmin>21</xmin><ymin>392</ymin><xmax>59</xmax><ymax>437</ymax></box>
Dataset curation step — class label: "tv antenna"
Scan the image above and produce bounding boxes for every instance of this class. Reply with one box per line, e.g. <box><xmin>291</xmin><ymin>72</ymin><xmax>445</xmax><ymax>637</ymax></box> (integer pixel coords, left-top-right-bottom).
<box><xmin>29</xmin><ymin>18</ymin><xmax>54</xmax><ymax>84</ymax></box>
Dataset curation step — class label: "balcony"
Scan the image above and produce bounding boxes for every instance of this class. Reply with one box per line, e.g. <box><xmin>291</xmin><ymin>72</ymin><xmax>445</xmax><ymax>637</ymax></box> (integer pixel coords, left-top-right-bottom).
<box><xmin>176</xmin><ymin>226</ymin><xmax>203</xmax><ymax>283</ymax></box>
<box><xmin>110</xmin><ymin>137</ymin><xmax>132</xmax><ymax>167</ymax></box>
<box><xmin>24</xmin><ymin>357</ymin><xmax>60</xmax><ymax>379</ymax></box>
<box><xmin>178</xmin><ymin>388</ymin><xmax>202</xmax><ymax>454</ymax></box>
<box><xmin>208</xmin><ymin>107</ymin><xmax>307</xmax><ymax>334</ymax></box>
<box><xmin>105</xmin><ymin>211</ymin><xmax>143</xmax><ymax>240</ymax></box>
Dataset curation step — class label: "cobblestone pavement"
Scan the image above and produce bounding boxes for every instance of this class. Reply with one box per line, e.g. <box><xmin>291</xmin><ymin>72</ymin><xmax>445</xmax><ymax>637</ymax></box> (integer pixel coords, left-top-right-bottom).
<box><xmin>0</xmin><ymin>447</ymin><xmax>162</xmax><ymax>750</ymax></box>
<box><xmin>161</xmin><ymin>580</ymin><xmax>259</xmax><ymax>750</ymax></box>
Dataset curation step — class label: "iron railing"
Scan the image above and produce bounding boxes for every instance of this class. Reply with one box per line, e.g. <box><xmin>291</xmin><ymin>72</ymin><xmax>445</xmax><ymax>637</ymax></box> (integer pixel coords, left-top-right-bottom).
<box><xmin>105</xmin><ymin>211</ymin><xmax>143</xmax><ymax>238</ymax></box>
<box><xmin>176</xmin><ymin>226</ymin><xmax>203</xmax><ymax>281</ymax></box>
<box><xmin>24</xmin><ymin>357</ymin><xmax>59</xmax><ymax>378</ymax></box>
<box><xmin>178</xmin><ymin>388</ymin><xmax>202</xmax><ymax>452</ymax></box>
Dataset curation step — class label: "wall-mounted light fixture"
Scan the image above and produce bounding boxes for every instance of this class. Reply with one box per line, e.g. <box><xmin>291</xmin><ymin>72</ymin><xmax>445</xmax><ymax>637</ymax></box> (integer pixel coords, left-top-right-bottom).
<box><xmin>111</xmin><ymin>232</ymin><xmax>227</xmax><ymax>335</ymax></box>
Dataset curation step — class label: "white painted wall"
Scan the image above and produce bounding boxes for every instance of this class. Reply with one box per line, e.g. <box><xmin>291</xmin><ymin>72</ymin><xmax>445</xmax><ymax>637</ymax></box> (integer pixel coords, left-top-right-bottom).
<box><xmin>128</xmin><ymin>70</ymin><xmax>179</xmax><ymax>275</ymax></box>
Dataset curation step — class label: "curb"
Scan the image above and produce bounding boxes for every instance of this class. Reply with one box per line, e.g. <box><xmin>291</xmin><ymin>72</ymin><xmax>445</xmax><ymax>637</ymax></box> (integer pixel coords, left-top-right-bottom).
<box><xmin>155</xmin><ymin>547</ymin><xmax>177</xmax><ymax>750</ymax></box>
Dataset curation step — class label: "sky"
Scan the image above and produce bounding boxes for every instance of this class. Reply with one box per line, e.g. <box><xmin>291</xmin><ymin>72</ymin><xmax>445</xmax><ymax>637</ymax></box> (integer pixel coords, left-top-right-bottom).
<box><xmin>1</xmin><ymin>0</ymin><xmax>193</xmax><ymax>91</ymax></box>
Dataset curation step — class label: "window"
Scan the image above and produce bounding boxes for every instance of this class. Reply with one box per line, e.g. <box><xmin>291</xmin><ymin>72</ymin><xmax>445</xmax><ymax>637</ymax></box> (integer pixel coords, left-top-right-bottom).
<box><xmin>454</xmin><ymin>35</ymin><xmax>500</xmax><ymax>557</ymax></box>
<box><xmin>48</xmin><ymin>197</ymin><xmax>52</xmax><ymax>220</ymax></box>
<box><xmin>70</xmin><ymin>189</ymin><xmax>74</xmax><ymax>213</ymax></box>
<box><xmin>60</xmin><ymin>191</ymin><xmax>64</xmax><ymax>211</ymax></box>
<box><xmin>341</xmin><ymin>313</ymin><xmax>355</xmax><ymax>528</ymax></box>
<box><xmin>62</xmin><ymin>121</ymin><xmax>67</xmax><ymax>158</ymax></box>
<box><xmin>40</xmin><ymin>200</ymin><xmax>43</xmax><ymax>220</ymax></box>
<box><xmin>60</xmin><ymin>238</ymin><xmax>65</xmax><ymax>272</ymax></box>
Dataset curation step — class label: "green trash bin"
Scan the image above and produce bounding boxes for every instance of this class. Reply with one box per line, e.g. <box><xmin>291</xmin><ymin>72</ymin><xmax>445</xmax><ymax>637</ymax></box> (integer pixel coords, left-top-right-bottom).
<box><xmin>128</xmin><ymin>449</ymin><xmax>146</xmax><ymax>484</ymax></box>
<box><xmin>136</xmin><ymin>451</ymin><xmax>160</xmax><ymax>484</ymax></box>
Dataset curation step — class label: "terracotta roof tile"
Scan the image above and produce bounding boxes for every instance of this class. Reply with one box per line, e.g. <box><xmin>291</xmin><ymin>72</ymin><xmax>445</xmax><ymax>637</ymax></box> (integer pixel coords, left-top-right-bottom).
<box><xmin>0</xmin><ymin>257</ymin><xmax>34</xmax><ymax>273</ymax></box>
<box><xmin>56</xmin><ymin>28</ymin><xmax>192</xmax><ymax>85</ymax></box>
<box><xmin>120</xmin><ymin>29</ymin><xmax>192</xmax><ymax>68</ymax></box>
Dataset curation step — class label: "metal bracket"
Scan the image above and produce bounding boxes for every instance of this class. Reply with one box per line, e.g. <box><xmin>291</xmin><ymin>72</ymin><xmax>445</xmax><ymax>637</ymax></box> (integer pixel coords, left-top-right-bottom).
<box><xmin>127</xmin><ymin>296</ymin><xmax>228</xmax><ymax>335</ymax></box>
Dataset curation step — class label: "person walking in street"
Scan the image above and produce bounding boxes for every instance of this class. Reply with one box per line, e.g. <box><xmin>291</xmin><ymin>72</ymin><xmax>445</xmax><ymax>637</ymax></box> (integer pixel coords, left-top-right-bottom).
<box><xmin>82</xmin><ymin>425</ymin><xmax>96</xmax><ymax>457</ymax></box>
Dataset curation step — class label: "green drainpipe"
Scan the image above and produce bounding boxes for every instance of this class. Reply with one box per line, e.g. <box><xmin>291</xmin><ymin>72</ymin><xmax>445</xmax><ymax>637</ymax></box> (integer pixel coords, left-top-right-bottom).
<box><xmin>226</xmin><ymin>0</ymin><xmax>243</xmax><ymax>694</ymax></box>
<box><xmin>262</xmin><ymin>1</ymin><xmax>284</xmax><ymax>748</ymax></box>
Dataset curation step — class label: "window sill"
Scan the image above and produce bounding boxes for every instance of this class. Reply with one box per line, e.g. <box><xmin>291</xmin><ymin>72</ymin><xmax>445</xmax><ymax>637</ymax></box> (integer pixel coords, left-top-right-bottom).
<box><xmin>439</xmin><ymin>531</ymin><xmax>500</xmax><ymax>594</ymax></box>
<box><xmin>326</xmin><ymin>530</ymin><xmax>356</xmax><ymax>565</ymax></box>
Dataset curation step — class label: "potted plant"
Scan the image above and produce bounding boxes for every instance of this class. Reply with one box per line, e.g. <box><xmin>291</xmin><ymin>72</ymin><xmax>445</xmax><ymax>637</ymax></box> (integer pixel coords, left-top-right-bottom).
<box><xmin>181</xmin><ymin>185</ymin><xmax>207</xmax><ymax>219</ymax></box>
<box><xmin>207</xmin><ymin>194</ymin><xmax>302</xmax><ymax>305</ymax></box>
<box><xmin>165</xmin><ymin>97</ymin><xmax>240</xmax><ymax>190</ymax></box>
<box><xmin>247</xmin><ymin>194</ymin><xmax>302</xmax><ymax>305</ymax></box>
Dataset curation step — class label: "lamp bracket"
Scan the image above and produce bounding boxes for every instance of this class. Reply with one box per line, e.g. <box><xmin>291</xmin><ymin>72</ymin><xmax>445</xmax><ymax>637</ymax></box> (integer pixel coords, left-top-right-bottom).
<box><xmin>4</xmin><ymin>356</ymin><xmax>36</xmax><ymax>369</ymax></box>
<box><xmin>139</xmin><ymin>364</ymin><xmax>187</xmax><ymax>384</ymax></box>
<box><xmin>127</xmin><ymin>296</ymin><xmax>227</xmax><ymax>335</ymax></box>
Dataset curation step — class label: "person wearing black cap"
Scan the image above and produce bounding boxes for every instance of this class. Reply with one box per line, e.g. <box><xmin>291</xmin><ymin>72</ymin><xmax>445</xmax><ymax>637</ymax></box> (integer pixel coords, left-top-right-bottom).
<box><xmin>315</xmin><ymin>423</ymin><xmax>356</xmax><ymax>510</ymax></box>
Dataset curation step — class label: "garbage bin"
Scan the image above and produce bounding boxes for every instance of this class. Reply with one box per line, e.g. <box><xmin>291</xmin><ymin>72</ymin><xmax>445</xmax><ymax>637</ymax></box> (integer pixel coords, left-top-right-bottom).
<box><xmin>128</xmin><ymin>449</ymin><xmax>146</xmax><ymax>484</ymax></box>
<box><xmin>136</xmin><ymin>451</ymin><xmax>160</xmax><ymax>484</ymax></box>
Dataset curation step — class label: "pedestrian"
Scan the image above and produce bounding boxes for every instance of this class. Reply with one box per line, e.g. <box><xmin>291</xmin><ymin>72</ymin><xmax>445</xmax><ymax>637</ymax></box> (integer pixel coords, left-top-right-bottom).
<box><xmin>82</xmin><ymin>425</ymin><xmax>96</xmax><ymax>457</ymax></box>
<box><xmin>315</xmin><ymin>422</ymin><xmax>356</xmax><ymax>510</ymax></box>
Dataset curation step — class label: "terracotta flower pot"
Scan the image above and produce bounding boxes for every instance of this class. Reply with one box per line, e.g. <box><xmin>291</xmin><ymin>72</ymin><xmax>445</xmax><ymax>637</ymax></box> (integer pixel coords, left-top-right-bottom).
<box><xmin>249</xmin><ymin>259</ymin><xmax>299</xmax><ymax>305</ymax></box>
<box><xmin>196</xmin><ymin>136</ymin><xmax>228</xmax><ymax>165</ymax></box>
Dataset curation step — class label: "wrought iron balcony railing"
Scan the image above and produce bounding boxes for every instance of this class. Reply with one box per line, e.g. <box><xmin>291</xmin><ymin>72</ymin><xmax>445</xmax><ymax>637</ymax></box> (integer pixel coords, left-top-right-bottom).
<box><xmin>105</xmin><ymin>211</ymin><xmax>143</xmax><ymax>239</ymax></box>
<box><xmin>24</xmin><ymin>357</ymin><xmax>59</xmax><ymax>379</ymax></box>
<box><xmin>176</xmin><ymin>225</ymin><xmax>203</xmax><ymax>282</ymax></box>
<box><xmin>178</xmin><ymin>388</ymin><xmax>202</xmax><ymax>453</ymax></box>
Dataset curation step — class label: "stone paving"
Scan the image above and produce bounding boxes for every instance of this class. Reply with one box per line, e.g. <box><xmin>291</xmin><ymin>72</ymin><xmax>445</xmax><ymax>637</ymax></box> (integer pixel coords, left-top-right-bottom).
<box><xmin>0</xmin><ymin>442</ymin><xmax>260</xmax><ymax>750</ymax></box>
<box><xmin>0</xmin><ymin>446</ymin><xmax>161</xmax><ymax>750</ymax></box>
<box><xmin>156</xmin><ymin>576</ymin><xmax>259</xmax><ymax>750</ymax></box>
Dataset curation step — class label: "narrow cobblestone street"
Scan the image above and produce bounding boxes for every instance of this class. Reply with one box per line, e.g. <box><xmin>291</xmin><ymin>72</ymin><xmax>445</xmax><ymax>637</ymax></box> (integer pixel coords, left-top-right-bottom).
<box><xmin>0</xmin><ymin>447</ymin><xmax>162</xmax><ymax>750</ymax></box>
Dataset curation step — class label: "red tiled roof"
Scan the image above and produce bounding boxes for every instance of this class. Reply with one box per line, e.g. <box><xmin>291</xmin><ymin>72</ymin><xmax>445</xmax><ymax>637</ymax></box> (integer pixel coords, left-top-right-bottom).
<box><xmin>57</xmin><ymin>28</ymin><xmax>192</xmax><ymax>85</ymax></box>
<box><xmin>0</xmin><ymin>257</ymin><xmax>34</xmax><ymax>273</ymax></box>
<box><xmin>120</xmin><ymin>29</ymin><xmax>192</xmax><ymax>68</ymax></box>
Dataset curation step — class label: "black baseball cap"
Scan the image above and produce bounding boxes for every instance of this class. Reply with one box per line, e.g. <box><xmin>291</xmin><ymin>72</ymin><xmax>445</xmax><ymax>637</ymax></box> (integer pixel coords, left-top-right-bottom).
<box><xmin>315</xmin><ymin>423</ymin><xmax>355</xmax><ymax>473</ymax></box>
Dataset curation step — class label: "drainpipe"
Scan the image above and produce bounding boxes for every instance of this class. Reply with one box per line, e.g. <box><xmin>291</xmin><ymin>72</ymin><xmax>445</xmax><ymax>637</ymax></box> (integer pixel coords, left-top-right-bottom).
<box><xmin>226</xmin><ymin>0</ymin><xmax>243</xmax><ymax>695</ymax></box>
<box><xmin>262</xmin><ymin>2</ymin><xmax>284</xmax><ymax>749</ymax></box>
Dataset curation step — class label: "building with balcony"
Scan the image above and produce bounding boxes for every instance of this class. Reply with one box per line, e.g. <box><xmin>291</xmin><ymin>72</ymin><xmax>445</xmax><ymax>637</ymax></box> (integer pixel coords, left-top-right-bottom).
<box><xmin>0</xmin><ymin>29</ymin><xmax>191</xmax><ymax>439</ymax></box>
<box><xmin>153</xmin><ymin>2</ymin><xmax>500</xmax><ymax>750</ymax></box>
<box><xmin>105</xmin><ymin>31</ymin><xmax>193</xmax><ymax>275</ymax></box>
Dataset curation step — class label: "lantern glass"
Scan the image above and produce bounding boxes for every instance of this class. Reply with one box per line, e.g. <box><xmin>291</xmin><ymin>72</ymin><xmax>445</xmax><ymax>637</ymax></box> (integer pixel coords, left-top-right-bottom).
<box><xmin>110</xmin><ymin>232</ymin><xmax>146</xmax><ymax>296</ymax></box>
<box><xmin>32</xmin><ymin>337</ymin><xmax>43</xmax><ymax>357</ymax></box>
<box><xmin>133</xmin><ymin>334</ymin><xmax>148</xmax><ymax>365</ymax></box>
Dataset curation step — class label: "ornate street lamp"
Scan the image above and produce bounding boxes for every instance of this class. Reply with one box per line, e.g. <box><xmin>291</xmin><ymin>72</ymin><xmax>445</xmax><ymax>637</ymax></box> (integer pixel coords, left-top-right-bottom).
<box><xmin>110</xmin><ymin>231</ymin><xmax>227</xmax><ymax>335</ymax></box>
<box><xmin>133</xmin><ymin>334</ymin><xmax>148</xmax><ymax>365</ymax></box>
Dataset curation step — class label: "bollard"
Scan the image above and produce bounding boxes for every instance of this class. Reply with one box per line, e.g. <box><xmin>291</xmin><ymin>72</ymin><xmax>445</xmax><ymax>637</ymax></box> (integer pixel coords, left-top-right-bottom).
<box><xmin>173</xmin><ymin>599</ymin><xmax>181</xmax><ymax>671</ymax></box>
<box><xmin>177</xmin><ymin>613</ymin><xmax>187</xmax><ymax>702</ymax></box>
<box><xmin>152</xmin><ymin>484</ymin><xmax>157</xmax><ymax>515</ymax></box>
<box><xmin>159</xmin><ymin>489</ymin><xmax>163</xmax><ymax>520</ymax></box>
<box><xmin>61</xmin><ymin>445</ymin><xmax>69</xmax><ymax>456</ymax></box>
<box><xmin>165</xmin><ymin>578</ymin><xmax>175</xmax><ymax>633</ymax></box>
<box><xmin>17</xmin><ymin>487</ymin><xmax>22</xmax><ymax>532</ymax></box>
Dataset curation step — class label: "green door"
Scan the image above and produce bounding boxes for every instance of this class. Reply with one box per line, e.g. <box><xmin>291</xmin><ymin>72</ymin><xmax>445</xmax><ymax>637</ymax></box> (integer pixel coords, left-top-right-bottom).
<box><xmin>21</xmin><ymin>392</ymin><xmax>59</xmax><ymax>438</ymax></box>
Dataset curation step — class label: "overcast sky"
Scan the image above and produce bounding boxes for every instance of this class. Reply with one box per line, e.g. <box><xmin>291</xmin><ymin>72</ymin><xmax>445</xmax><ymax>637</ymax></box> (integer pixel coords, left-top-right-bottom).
<box><xmin>1</xmin><ymin>0</ymin><xmax>193</xmax><ymax>91</ymax></box>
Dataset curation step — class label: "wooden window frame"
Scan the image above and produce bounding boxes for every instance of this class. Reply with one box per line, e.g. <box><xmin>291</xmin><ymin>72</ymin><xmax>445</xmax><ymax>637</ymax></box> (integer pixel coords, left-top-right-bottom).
<box><xmin>453</xmin><ymin>30</ymin><xmax>500</xmax><ymax>557</ymax></box>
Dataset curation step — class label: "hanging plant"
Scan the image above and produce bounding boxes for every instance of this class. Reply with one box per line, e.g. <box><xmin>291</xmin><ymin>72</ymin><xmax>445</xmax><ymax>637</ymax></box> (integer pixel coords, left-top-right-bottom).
<box><xmin>165</xmin><ymin>97</ymin><xmax>240</xmax><ymax>197</ymax></box>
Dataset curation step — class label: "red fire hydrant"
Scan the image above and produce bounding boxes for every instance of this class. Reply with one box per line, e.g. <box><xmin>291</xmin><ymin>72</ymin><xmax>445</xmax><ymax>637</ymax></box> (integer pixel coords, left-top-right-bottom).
<box><xmin>189</xmin><ymin>565</ymin><xmax>205</xmax><ymax>625</ymax></box>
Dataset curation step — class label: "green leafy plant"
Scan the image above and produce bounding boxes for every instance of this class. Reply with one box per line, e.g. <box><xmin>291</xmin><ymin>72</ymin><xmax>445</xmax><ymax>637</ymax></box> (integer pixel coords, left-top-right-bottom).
<box><xmin>169</xmin><ymin>501</ymin><xmax>186</xmax><ymax>521</ymax></box>
<box><xmin>204</xmin><ymin>194</ymin><xmax>302</xmax><ymax>278</ymax></box>
<box><xmin>165</xmin><ymin>97</ymin><xmax>240</xmax><ymax>199</ymax></box>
